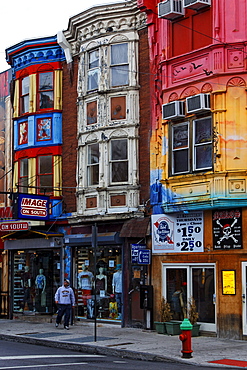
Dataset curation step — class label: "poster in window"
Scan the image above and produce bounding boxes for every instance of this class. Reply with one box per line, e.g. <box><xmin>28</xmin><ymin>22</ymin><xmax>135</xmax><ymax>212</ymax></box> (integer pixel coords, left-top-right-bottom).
<box><xmin>111</xmin><ymin>96</ymin><xmax>126</xmax><ymax>120</ymax></box>
<box><xmin>37</xmin><ymin>118</ymin><xmax>51</xmax><ymax>141</ymax></box>
<box><xmin>87</xmin><ymin>101</ymin><xmax>97</xmax><ymax>125</ymax></box>
<box><xmin>213</xmin><ymin>209</ymin><xmax>242</xmax><ymax>250</ymax></box>
<box><xmin>222</xmin><ymin>270</ymin><xmax>236</xmax><ymax>295</ymax></box>
<box><xmin>152</xmin><ymin>212</ymin><xmax>203</xmax><ymax>253</ymax></box>
<box><xmin>19</xmin><ymin>121</ymin><xmax>28</xmax><ymax>145</ymax></box>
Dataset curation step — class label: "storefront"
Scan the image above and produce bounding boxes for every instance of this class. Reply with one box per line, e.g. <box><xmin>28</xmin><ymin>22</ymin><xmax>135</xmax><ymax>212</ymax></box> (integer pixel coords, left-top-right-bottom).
<box><xmin>65</xmin><ymin>232</ymin><xmax>124</xmax><ymax>322</ymax></box>
<box><xmin>4</xmin><ymin>231</ymin><xmax>63</xmax><ymax>317</ymax></box>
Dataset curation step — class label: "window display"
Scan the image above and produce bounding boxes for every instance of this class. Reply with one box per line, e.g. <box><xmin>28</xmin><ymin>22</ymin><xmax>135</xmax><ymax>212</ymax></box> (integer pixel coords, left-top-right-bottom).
<box><xmin>76</xmin><ymin>246</ymin><xmax>122</xmax><ymax>321</ymax></box>
<box><xmin>13</xmin><ymin>250</ymin><xmax>60</xmax><ymax>314</ymax></box>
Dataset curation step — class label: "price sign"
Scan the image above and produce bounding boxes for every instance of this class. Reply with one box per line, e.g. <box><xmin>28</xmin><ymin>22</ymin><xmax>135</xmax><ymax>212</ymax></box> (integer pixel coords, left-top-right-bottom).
<box><xmin>152</xmin><ymin>212</ymin><xmax>204</xmax><ymax>253</ymax></box>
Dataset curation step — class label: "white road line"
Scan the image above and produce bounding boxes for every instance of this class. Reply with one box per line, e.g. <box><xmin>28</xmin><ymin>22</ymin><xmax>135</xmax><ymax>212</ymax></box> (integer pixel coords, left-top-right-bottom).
<box><xmin>0</xmin><ymin>355</ymin><xmax>104</xmax><ymax>360</ymax></box>
<box><xmin>0</xmin><ymin>362</ymin><xmax>88</xmax><ymax>369</ymax></box>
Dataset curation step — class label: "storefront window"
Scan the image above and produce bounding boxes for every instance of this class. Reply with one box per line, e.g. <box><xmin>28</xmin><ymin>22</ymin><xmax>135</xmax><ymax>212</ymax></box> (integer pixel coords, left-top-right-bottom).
<box><xmin>13</xmin><ymin>250</ymin><xmax>61</xmax><ymax>314</ymax></box>
<box><xmin>76</xmin><ymin>246</ymin><xmax>122</xmax><ymax>320</ymax></box>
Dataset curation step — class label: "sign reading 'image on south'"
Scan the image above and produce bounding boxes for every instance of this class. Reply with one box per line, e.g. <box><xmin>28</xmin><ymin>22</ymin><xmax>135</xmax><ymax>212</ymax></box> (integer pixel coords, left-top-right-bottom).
<box><xmin>213</xmin><ymin>209</ymin><xmax>242</xmax><ymax>250</ymax></box>
<box><xmin>152</xmin><ymin>212</ymin><xmax>204</xmax><ymax>253</ymax></box>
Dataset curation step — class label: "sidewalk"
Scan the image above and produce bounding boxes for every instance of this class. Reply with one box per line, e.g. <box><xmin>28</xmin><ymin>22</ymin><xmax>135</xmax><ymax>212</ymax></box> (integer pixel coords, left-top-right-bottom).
<box><xmin>0</xmin><ymin>318</ymin><xmax>247</xmax><ymax>368</ymax></box>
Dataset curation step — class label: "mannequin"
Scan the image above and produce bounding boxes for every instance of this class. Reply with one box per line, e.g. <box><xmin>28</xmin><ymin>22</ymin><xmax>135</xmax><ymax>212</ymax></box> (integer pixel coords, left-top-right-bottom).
<box><xmin>35</xmin><ymin>269</ymin><xmax>46</xmax><ymax>311</ymax></box>
<box><xmin>21</xmin><ymin>266</ymin><xmax>33</xmax><ymax>311</ymax></box>
<box><xmin>95</xmin><ymin>267</ymin><xmax>107</xmax><ymax>295</ymax></box>
<box><xmin>78</xmin><ymin>263</ymin><xmax>93</xmax><ymax>306</ymax></box>
<box><xmin>112</xmin><ymin>264</ymin><xmax>122</xmax><ymax>319</ymax></box>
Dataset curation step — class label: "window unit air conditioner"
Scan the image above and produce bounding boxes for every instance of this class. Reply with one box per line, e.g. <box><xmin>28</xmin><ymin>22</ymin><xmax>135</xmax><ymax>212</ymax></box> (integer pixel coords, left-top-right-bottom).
<box><xmin>158</xmin><ymin>0</ymin><xmax>184</xmax><ymax>20</ymax></box>
<box><xmin>186</xmin><ymin>93</ymin><xmax>211</xmax><ymax>114</ymax></box>
<box><xmin>183</xmin><ymin>0</ymin><xmax>211</xmax><ymax>10</ymax></box>
<box><xmin>162</xmin><ymin>101</ymin><xmax>185</xmax><ymax>120</ymax></box>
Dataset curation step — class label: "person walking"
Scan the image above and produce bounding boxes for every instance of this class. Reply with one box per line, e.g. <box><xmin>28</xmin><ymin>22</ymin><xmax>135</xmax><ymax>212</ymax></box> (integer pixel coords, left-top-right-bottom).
<box><xmin>54</xmin><ymin>279</ymin><xmax>75</xmax><ymax>329</ymax></box>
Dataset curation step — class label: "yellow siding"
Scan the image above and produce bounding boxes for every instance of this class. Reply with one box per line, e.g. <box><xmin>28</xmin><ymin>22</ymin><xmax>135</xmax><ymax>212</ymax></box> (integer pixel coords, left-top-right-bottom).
<box><xmin>53</xmin><ymin>155</ymin><xmax>62</xmax><ymax>196</ymax></box>
<box><xmin>54</xmin><ymin>70</ymin><xmax>62</xmax><ymax>110</ymax></box>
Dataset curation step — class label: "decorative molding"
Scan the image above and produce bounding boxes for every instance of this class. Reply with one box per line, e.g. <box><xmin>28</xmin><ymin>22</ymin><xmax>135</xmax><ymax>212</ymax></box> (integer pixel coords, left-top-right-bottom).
<box><xmin>168</xmin><ymin>92</ymin><xmax>179</xmax><ymax>102</ymax></box>
<box><xmin>180</xmin><ymin>86</ymin><xmax>200</xmax><ymax>99</ymax></box>
<box><xmin>201</xmin><ymin>83</ymin><xmax>213</xmax><ymax>93</ymax></box>
<box><xmin>227</xmin><ymin>77</ymin><xmax>246</xmax><ymax>87</ymax></box>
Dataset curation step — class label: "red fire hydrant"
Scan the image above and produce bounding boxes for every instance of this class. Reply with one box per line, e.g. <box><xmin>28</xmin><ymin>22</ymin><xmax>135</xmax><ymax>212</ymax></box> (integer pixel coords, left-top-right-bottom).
<box><xmin>179</xmin><ymin>318</ymin><xmax>193</xmax><ymax>358</ymax></box>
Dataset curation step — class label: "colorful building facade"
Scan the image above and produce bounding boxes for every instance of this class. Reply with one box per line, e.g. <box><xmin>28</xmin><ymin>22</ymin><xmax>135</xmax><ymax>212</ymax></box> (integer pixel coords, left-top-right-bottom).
<box><xmin>138</xmin><ymin>0</ymin><xmax>247</xmax><ymax>338</ymax></box>
<box><xmin>5</xmin><ymin>37</ymin><xmax>66</xmax><ymax>316</ymax></box>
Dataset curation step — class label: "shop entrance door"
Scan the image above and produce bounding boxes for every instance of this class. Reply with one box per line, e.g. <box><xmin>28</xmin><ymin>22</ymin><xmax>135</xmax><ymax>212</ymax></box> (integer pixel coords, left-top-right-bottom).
<box><xmin>241</xmin><ymin>262</ymin><xmax>247</xmax><ymax>335</ymax></box>
<box><xmin>163</xmin><ymin>263</ymin><xmax>216</xmax><ymax>332</ymax></box>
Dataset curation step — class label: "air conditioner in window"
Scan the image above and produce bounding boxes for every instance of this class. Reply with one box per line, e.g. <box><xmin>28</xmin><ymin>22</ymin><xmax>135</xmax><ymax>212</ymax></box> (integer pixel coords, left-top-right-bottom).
<box><xmin>186</xmin><ymin>93</ymin><xmax>211</xmax><ymax>114</ymax></box>
<box><xmin>162</xmin><ymin>101</ymin><xmax>185</xmax><ymax>120</ymax></box>
<box><xmin>158</xmin><ymin>0</ymin><xmax>184</xmax><ymax>20</ymax></box>
<box><xmin>183</xmin><ymin>0</ymin><xmax>211</xmax><ymax>10</ymax></box>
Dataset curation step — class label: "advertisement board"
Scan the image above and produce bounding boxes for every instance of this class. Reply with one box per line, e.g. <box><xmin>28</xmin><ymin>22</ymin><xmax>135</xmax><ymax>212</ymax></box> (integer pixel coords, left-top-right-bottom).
<box><xmin>16</xmin><ymin>194</ymin><xmax>50</xmax><ymax>221</ymax></box>
<box><xmin>152</xmin><ymin>212</ymin><xmax>204</xmax><ymax>253</ymax></box>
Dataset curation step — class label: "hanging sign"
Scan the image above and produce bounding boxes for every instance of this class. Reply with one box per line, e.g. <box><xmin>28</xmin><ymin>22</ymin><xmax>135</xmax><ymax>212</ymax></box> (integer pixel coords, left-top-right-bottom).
<box><xmin>152</xmin><ymin>212</ymin><xmax>204</xmax><ymax>253</ymax></box>
<box><xmin>0</xmin><ymin>221</ymin><xmax>30</xmax><ymax>232</ymax></box>
<box><xmin>16</xmin><ymin>194</ymin><xmax>50</xmax><ymax>221</ymax></box>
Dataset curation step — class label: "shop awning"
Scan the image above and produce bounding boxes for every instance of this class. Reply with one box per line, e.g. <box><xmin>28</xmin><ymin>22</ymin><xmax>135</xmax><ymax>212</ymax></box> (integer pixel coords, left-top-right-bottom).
<box><xmin>119</xmin><ymin>217</ymin><xmax>150</xmax><ymax>238</ymax></box>
<box><xmin>3</xmin><ymin>230</ymin><xmax>64</xmax><ymax>250</ymax></box>
<box><xmin>64</xmin><ymin>232</ymin><xmax>123</xmax><ymax>246</ymax></box>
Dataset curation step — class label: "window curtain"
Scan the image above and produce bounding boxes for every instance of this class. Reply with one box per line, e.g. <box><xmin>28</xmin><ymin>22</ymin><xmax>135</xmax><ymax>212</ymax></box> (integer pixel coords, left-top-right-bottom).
<box><xmin>13</xmin><ymin>80</ymin><xmax>19</xmax><ymax>118</ymax></box>
<box><xmin>54</xmin><ymin>70</ymin><xmax>62</xmax><ymax>110</ymax></box>
<box><xmin>53</xmin><ymin>155</ymin><xmax>62</xmax><ymax>197</ymax></box>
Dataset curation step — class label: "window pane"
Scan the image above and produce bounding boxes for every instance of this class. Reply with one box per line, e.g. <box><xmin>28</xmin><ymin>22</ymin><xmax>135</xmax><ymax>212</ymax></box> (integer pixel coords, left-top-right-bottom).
<box><xmin>39</xmin><ymin>72</ymin><xmax>53</xmax><ymax>90</ymax></box>
<box><xmin>194</xmin><ymin>118</ymin><xmax>212</xmax><ymax>144</ymax></box>
<box><xmin>88</xmin><ymin>69</ymin><xmax>99</xmax><ymax>91</ymax></box>
<box><xmin>89</xmin><ymin>50</ymin><xmax>99</xmax><ymax>69</ymax></box>
<box><xmin>20</xmin><ymin>158</ymin><xmax>28</xmax><ymax>176</ymax></box>
<box><xmin>88</xmin><ymin>143</ymin><xmax>99</xmax><ymax>164</ymax></box>
<box><xmin>39</xmin><ymin>156</ymin><xmax>52</xmax><ymax>174</ymax></box>
<box><xmin>195</xmin><ymin>144</ymin><xmax>212</xmax><ymax>169</ymax></box>
<box><xmin>112</xmin><ymin>161</ymin><xmax>128</xmax><ymax>182</ymax></box>
<box><xmin>39</xmin><ymin>174</ymin><xmax>53</xmax><ymax>188</ymax></box>
<box><xmin>111</xmin><ymin>65</ymin><xmax>128</xmax><ymax>87</ymax></box>
<box><xmin>111</xmin><ymin>139</ymin><xmax>127</xmax><ymax>160</ymax></box>
<box><xmin>87</xmin><ymin>165</ymin><xmax>99</xmax><ymax>186</ymax></box>
<box><xmin>39</xmin><ymin>92</ymin><xmax>54</xmax><ymax>109</ymax></box>
<box><xmin>173</xmin><ymin>149</ymin><xmax>189</xmax><ymax>174</ymax></box>
<box><xmin>173</xmin><ymin>124</ymin><xmax>188</xmax><ymax>149</ymax></box>
<box><xmin>22</xmin><ymin>76</ymin><xmax>29</xmax><ymax>95</ymax></box>
<box><xmin>111</xmin><ymin>44</ymin><xmax>128</xmax><ymax>64</ymax></box>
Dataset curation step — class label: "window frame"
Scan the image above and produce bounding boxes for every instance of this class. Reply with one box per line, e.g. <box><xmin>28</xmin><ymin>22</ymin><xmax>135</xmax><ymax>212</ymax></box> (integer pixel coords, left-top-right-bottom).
<box><xmin>87</xmin><ymin>142</ymin><xmax>100</xmax><ymax>186</ymax></box>
<box><xmin>20</xmin><ymin>75</ymin><xmax>30</xmax><ymax>115</ymax></box>
<box><xmin>87</xmin><ymin>49</ymin><xmax>100</xmax><ymax>92</ymax></box>
<box><xmin>37</xmin><ymin>71</ymin><xmax>54</xmax><ymax>111</ymax></box>
<box><xmin>110</xmin><ymin>43</ymin><xmax>129</xmax><ymax>88</ymax></box>
<box><xmin>37</xmin><ymin>155</ymin><xmax>53</xmax><ymax>195</ymax></box>
<box><xmin>19</xmin><ymin>158</ymin><xmax>29</xmax><ymax>193</ymax></box>
<box><xmin>110</xmin><ymin>138</ymin><xmax>128</xmax><ymax>184</ymax></box>
<box><xmin>171</xmin><ymin>116</ymin><xmax>213</xmax><ymax>176</ymax></box>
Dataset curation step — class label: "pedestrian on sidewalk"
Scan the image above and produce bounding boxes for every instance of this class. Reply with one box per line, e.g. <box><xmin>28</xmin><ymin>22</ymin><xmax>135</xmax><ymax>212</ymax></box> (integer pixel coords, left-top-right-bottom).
<box><xmin>54</xmin><ymin>279</ymin><xmax>75</xmax><ymax>330</ymax></box>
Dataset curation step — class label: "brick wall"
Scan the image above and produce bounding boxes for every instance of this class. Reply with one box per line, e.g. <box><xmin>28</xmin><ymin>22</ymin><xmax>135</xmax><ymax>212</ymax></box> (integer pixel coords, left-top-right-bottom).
<box><xmin>138</xmin><ymin>26</ymin><xmax>151</xmax><ymax>208</ymax></box>
<box><xmin>61</xmin><ymin>59</ymin><xmax>78</xmax><ymax>214</ymax></box>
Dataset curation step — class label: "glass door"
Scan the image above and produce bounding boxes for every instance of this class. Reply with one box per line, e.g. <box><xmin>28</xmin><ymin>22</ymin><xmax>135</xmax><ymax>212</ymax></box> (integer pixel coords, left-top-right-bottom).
<box><xmin>163</xmin><ymin>263</ymin><xmax>216</xmax><ymax>332</ymax></box>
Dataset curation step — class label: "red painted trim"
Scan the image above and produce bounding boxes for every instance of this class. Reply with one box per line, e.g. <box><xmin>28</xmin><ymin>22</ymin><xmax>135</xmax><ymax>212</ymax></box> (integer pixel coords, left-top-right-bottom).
<box><xmin>16</xmin><ymin>62</ymin><xmax>62</xmax><ymax>78</ymax></box>
<box><xmin>8</xmin><ymin>42</ymin><xmax>58</xmax><ymax>58</ymax></box>
<box><xmin>14</xmin><ymin>146</ymin><xmax>62</xmax><ymax>161</ymax></box>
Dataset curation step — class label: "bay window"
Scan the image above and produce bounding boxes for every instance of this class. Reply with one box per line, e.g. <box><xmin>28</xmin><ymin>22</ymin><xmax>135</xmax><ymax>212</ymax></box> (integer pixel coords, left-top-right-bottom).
<box><xmin>172</xmin><ymin>117</ymin><xmax>212</xmax><ymax>175</ymax></box>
